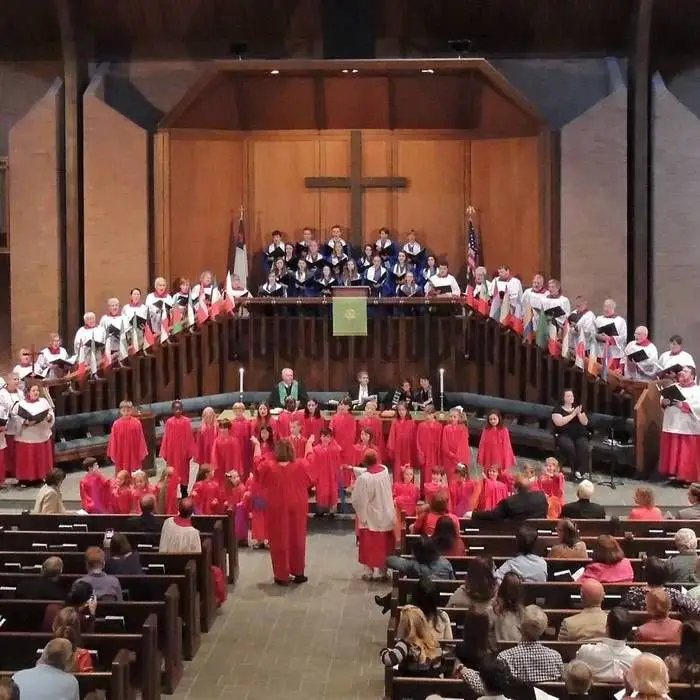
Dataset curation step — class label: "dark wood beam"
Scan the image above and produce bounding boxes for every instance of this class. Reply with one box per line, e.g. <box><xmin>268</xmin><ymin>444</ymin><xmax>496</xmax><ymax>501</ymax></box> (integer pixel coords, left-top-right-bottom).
<box><xmin>55</xmin><ymin>0</ymin><xmax>87</xmax><ymax>340</ymax></box>
<box><xmin>313</xmin><ymin>76</ymin><xmax>326</xmax><ymax>130</ymax></box>
<box><xmin>627</xmin><ymin>0</ymin><xmax>654</xmax><ymax>330</ymax></box>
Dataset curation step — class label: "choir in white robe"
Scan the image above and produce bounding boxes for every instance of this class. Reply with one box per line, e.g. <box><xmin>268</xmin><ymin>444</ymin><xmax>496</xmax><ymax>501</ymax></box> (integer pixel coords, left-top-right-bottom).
<box><xmin>427</xmin><ymin>273</ymin><xmax>461</xmax><ymax>296</ymax></box>
<box><xmin>623</xmin><ymin>340</ymin><xmax>659</xmax><ymax>381</ymax></box>
<box><xmin>100</xmin><ymin>313</ymin><xmax>124</xmax><ymax>355</ymax></box>
<box><xmin>541</xmin><ymin>295</ymin><xmax>572</xmax><ymax>332</ymax></box>
<box><xmin>37</xmin><ymin>346</ymin><xmax>73</xmax><ymax>379</ymax></box>
<box><xmin>660</xmin><ymin>383</ymin><xmax>700</xmax><ymax>482</ymax></box>
<box><xmin>73</xmin><ymin>325</ymin><xmax>107</xmax><ymax>366</ymax></box>
<box><xmin>0</xmin><ymin>383</ymin><xmax>23</xmax><ymax>478</ymax></box>
<box><xmin>659</xmin><ymin>349</ymin><xmax>696</xmax><ymax>370</ymax></box>
<box><xmin>12</xmin><ymin>397</ymin><xmax>55</xmax><ymax>481</ymax></box>
<box><xmin>145</xmin><ymin>292</ymin><xmax>173</xmax><ymax>333</ymax></box>
<box><xmin>494</xmin><ymin>277</ymin><xmax>524</xmax><ymax>308</ymax></box>
<box><xmin>595</xmin><ymin>314</ymin><xmax>628</xmax><ymax>361</ymax></box>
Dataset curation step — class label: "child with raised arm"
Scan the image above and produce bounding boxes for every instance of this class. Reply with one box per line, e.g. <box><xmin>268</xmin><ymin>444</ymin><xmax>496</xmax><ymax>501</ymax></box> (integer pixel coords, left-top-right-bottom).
<box><xmin>109</xmin><ymin>469</ymin><xmax>134</xmax><ymax>514</ymax></box>
<box><xmin>539</xmin><ymin>458</ymin><xmax>565</xmax><ymax>519</ymax></box>
<box><xmin>79</xmin><ymin>457</ymin><xmax>109</xmax><ymax>514</ymax></box>
<box><xmin>474</xmin><ymin>465</ymin><xmax>508</xmax><ymax>512</ymax></box>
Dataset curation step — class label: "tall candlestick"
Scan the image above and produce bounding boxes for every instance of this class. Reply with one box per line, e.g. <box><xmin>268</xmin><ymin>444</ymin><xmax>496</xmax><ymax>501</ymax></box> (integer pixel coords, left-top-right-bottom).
<box><xmin>239</xmin><ymin>367</ymin><xmax>244</xmax><ymax>395</ymax></box>
<box><xmin>439</xmin><ymin>368</ymin><xmax>445</xmax><ymax>412</ymax></box>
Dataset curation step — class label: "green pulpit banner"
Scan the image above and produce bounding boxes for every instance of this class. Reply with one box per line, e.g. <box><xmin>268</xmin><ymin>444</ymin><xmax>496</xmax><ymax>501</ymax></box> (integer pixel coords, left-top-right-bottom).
<box><xmin>332</xmin><ymin>296</ymin><xmax>368</xmax><ymax>336</ymax></box>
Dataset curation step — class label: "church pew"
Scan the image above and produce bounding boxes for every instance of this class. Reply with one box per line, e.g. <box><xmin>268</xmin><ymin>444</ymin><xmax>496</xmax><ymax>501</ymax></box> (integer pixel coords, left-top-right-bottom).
<box><xmin>394</xmin><ymin>578</ymin><xmax>691</xmax><ymax>609</ymax></box>
<box><xmin>0</xmin><ymin>567</ymin><xmax>200</xmax><ymax>660</ymax></box>
<box><xmin>0</xmin><ymin>543</ymin><xmax>216</xmax><ymax>633</ymax></box>
<box><xmin>402</xmin><ymin>533</ymin><xmax>689</xmax><ymax>559</ymax></box>
<box><xmin>0</xmin><ymin>512</ymin><xmax>237</xmax><ymax>585</ymax></box>
<box><xmin>0</xmin><ymin>589</ymin><xmax>182</xmax><ymax>693</ymax></box>
<box><xmin>0</xmin><ymin>613</ymin><xmax>158</xmax><ymax>700</ymax></box>
<box><xmin>403</xmin><ymin>517</ymin><xmax>699</xmax><ymax>538</ymax></box>
<box><xmin>0</xmin><ymin>649</ymin><xmax>131</xmax><ymax>700</ymax></box>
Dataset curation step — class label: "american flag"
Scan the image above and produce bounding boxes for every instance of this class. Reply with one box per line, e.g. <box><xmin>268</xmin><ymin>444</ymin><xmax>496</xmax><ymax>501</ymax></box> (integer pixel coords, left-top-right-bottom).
<box><xmin>465</xmin><ymin>207</ymin><xmax>482</xmax><ymax>288</ymax></box>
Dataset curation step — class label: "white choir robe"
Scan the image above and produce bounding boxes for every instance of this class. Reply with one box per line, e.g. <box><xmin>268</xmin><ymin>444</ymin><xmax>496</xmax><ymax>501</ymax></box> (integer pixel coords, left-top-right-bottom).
<box><xmin>0</xmin><ymin>386</ymin><xmax>24</xmax><ymax>438</ymax></box>
<box><xmin>12</xmin><ymin>364</ymin><xmax>36</xmax><ymax>385</ymax></box>
<box><xmin>12</xmin><ymin>398</ymin><xmax>54</xmax><ymax>443</ymax></box>
<box><xmin>659</xmin><ymin>350</ymin><xmax>696</xmax><ymax>370</ymax></box>
<box><xmin>428</xmin><ymin>273</ymin><xmax>461</xmax><ymax>296</ymax></box>
<box><xmin>145</xmin><ymin>292</ymin><xmax>173</xmax><ymax>333</ymax></box>
<box><xmin>0</xmin><ymin>402</ymin><xmax>8</xmax><ymax>451</ymax></box>
<box><xmin>350</xmin><ymin>465</ymin><xmax>396</xmax><ymax>533</ymax></box>
<box><xmin>494</xmin><ymin>277</ymin><xmax>524</xmax><ymax>309</ymax></box>
<box><xmin>521</xmin><ymin>287</ymin><xmax>549</xmax><ymax>327</ymax></box>
<box><xmin>190</xmin><ymin>284</ymin><xmax>217</xmax><ymax>307</ymax></box>
<box><xmin>37</xmin><ymin>346</ymin><xmax>72</xmax><ymax>379</ymax></box>
<box><xmin>73</xmin><ymin>325</ymin><xmax>107</xmax><ymax>367</ymax></box>
<box><xmin>541</xmin><ymin>295</ymin><xmax>572</xmax><ymax>331</ymax></box>
<box><xmin>623</xmin><ymin>340</ymin><xmax>659</xmax><ymax>381</ymax></box>
<box><xmin>660</xmin><ymin>384</ymin><xmax>700</xmax><ymax>481</ymax></box>
<box><xmin>100</xmin><ymin>314</ymin><xmax>124</xmax><ymax>355</ymax></box>
<box><xmin>365</xmin><ymin>266</ymin><xmax>388</xmax><ymax>295</ymax></box>
<box><xmin>595</xmin><ymin>315</ymin><xmax>628</xmax><ymax>360</ymax></box>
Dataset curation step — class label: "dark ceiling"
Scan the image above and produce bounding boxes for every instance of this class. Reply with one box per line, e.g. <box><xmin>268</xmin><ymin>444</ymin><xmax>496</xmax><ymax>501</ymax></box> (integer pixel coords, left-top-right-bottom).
<box><xmin>1</xmin><ymin>0</ymin><xmax>699</xmax><ymax>69</ymax></box>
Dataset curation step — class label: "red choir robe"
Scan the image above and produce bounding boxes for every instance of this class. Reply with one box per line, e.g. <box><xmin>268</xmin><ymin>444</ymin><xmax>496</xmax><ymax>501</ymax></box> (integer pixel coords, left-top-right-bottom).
<box><xmin>539</xmin><ymin>473</ymin><xmax>565</xmax><ymax>519</ymax></box>
<box><xmin>387</xmin><ymin>418</ymin><xmax>417</xmax><ymax>481</ymax></box>
<box><xmin>130</xmin><ymin>484</ymin><xmax>157</xmax><ymax>513</ymax></box>
<box><xmin>329</xmin><ymin>413</ymin><xmax>357</xmax><ymax>465</ymax></box>
<box><xmin>440</xmin><ymin>424</ymin><xmax>470</xmax><ymax>481</ymax></box>
<box><xmin>288</xmin><ymin>435</ymin><xmax>307</xmax><ymax>460</ymax></box>
<box><xmin>245</xmin><ymin>472</ymin><xmax>268</xmax><ymax>542</ymax></box>
<box><xmin>211</xmin><ymin>434</ymin><xmax>243</xmax><ymax>484</ymax></box>
<box><xmin>251</xmin><ymin>418</ymin><xmax>274</xmax><ymax>441</ymax></box>
<box><xmin>449</xmin><ymin>478</ymin><xmax>476</xmax><ymax>517</ymax></box>
<box><xmin>159</xmin><ymin>415</ymin><xmax>195</xmax><ymax>486</ymax></box>
<box><xmin>474</xmin><ymin>478</ymin><xmax>508</xmax><ymax>512</ymax></box>
<box><xmin>415</xmin><ymin>420</ymin><xmax>444</xmax><ymax>486</ymax></box>
<box><xmin>219</xmin><ymin>481</ymin><xmax>245</xmax><ymax>512</ymax></box>
<box><xmin>274</xmin><ymin>410</ymin><xmax>304</xmax><ymax>440</ymax></box>
<box><xmin>191</xmin><ymin>479</ymin><xmax>220</xmax><ymax>515</ymax></box>
<box><xmin>196</xmin><ymin>424</ymin><xmax>218</xmax><ymax>466</ymax></box>
<box><xmin>357</xmin><ymin>415</ymin><xmax>386</xmax><ymax>461</ymax></box>
<box><xmin>79</xmin><ymin>471</ymin><xmax>109</xmax><ymax>514</ymax></box>
<box><xmin>256</xmin><ymin>455</ymin><xmax>315</xmax><ymax>581</ymax></box>
<box><xmin>309</xmin><ymin>442</ymin><xmax>342</xmax><ymax>509</ymax></box>
<box><xmin>348</xmin><ymin>442</ymin><xmax>377</xmax><ymax>488</ymax></box>
<box><xmin>302</xmin><ymin>414</ymin><xmax>325</xmax><ymax>442</ymax></box>
<box><xmin>107</xmin><ymin>416</ymin><xmax>148</xmax><ymax>474</ymax></box>
<box><xmin>393</xmin><ymin>481</ymin><xmax>420</xmax><ymax>517</ymax></box>
<box><xmin>477</xmin><ymin>426</ymin><xmax>516</xmax><ymax>470</ymax></box>
<box><xmin>424</xmin><ymin>481</ymin><xmax>452</xmax><ymax>511</ymax></box>
<box><xmin>155</xmin><ymin>478</ymin><xmax>179</xmax><ymax>515</ymax></box>
<box><xmin>109</xmin><ymin>482</ymin><xmax>134</xmax><ymax>514</ymax></box>
<box><xmin>229</xmin><ymin>417</ymin><xmax>253</xmax><ymax>480</ymax></box>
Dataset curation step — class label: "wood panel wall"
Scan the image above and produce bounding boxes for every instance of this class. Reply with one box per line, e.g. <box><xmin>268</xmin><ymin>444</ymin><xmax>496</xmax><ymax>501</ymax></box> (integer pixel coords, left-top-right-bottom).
<box><xmin>162</xmin><ymin>129</ymin><xmax>545</xmax><ymax>288</ymax></box>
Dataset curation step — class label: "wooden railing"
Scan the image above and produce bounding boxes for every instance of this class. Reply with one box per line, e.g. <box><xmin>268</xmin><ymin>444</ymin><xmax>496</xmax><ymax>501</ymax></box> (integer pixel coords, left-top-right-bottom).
<box><xmin>45</xmin><ymin>298</ymin><xmax>633</xmax><ymax>421</ymax></box>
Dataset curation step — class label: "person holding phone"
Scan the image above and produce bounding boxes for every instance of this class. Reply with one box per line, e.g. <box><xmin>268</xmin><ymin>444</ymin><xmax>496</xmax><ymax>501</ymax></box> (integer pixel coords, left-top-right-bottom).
<box><xmin>552</xmin><ymin>389</ymin><xmax>590</xmax><ymax>481</ymax></box>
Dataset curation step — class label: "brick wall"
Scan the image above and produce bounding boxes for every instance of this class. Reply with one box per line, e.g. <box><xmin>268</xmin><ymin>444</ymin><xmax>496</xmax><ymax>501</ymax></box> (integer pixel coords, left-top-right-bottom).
<box><xmin>9</xmin><ymin>81</ymin><xmax>63</xmax><ymax>354</ymax></box>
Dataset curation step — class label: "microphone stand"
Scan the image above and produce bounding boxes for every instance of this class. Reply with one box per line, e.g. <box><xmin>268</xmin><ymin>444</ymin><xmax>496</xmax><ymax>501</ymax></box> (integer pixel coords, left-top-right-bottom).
<box><xmin>594</xmin><ymin>424</ymin><xmax>625</xmax><ymax>490</ymax></box>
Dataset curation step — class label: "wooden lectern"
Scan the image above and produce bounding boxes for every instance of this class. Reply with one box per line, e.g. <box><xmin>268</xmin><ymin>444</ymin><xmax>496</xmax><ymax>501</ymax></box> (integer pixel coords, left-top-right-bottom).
<box><xmin>331</xmin><ymin>286</ymin><xmax>370</xmax><ymax>299</ymax></box>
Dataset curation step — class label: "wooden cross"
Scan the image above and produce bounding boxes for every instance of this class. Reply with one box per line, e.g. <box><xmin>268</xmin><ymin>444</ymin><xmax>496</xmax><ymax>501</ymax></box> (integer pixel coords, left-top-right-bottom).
<box><xmin>305</xmin><ymin>130</ymin><xmax>409</xmax><ymax>247</ymax></box>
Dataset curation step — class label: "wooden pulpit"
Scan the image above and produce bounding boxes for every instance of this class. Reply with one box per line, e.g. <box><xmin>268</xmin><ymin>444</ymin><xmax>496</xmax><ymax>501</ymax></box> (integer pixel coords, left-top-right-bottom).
<box><xmin>331</xmin><ymin>286</ymin><xmax>370</xmax><ymax>299</ymax></box>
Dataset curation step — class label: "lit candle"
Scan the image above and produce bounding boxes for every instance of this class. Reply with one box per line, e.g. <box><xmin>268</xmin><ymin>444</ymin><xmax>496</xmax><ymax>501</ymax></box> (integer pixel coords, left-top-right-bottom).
<box><xmin>239</xmin><ymin>367</ymin><xmax>244</xmax><ymax>394</ymax></box>
<box><xmin>439</xmin><ymin>368</ymin><xmax>445</xmax><ymax>395</ymax></box>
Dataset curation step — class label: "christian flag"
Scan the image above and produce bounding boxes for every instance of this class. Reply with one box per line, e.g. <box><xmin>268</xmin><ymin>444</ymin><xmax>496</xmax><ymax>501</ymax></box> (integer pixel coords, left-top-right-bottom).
<box><xmin>159</xmin><ymin>306</ymin><xmax>170</xmax><ymax>344</ymax></box>
<box><xmin>229</xmin><ymin>206</ymin><xmax>248</xmax><ymax>289</ymax></box>
<box><xmin>574</xmin><ymin>329</ymin><xmax>586</xmax><ymax>369</ymax></box>
<box><xmin>195</xmin><ymin>294</ymin><xmax>209</xmax><ymax>326</ymax></box>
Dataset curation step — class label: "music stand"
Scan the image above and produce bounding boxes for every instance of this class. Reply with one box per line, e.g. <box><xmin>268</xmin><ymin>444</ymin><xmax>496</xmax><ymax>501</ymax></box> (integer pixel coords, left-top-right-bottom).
<box><xmin>593</xmin><ymin>417</ymin><xmax>628</xmax><ymax>490</ymax></box>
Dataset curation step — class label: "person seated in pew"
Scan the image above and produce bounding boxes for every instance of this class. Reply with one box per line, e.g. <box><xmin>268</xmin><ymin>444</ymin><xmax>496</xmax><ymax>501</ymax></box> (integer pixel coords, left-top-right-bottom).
<box><xmin>666</xmin><ymin>528</ymin><xmax>699</xmax><ymax>583</ymax></box>
<box><xmin>472</xmin><ymin>473</ymin><xmax>548</xmax><ymax>521</ymax></box>
<box><xmin>104</xmin><ymin>532</ymin><xmax>142</xmax><ymax>576</ymax></box>
<box><xmin>125</xmin><ymin>493</ymin><xmax>163</xmax><ymax>533</ymax></box>
<box><xmin>446</xmin><ymin>556</ymin><xmax>497</xmax><ymax>611</ymax></box>
<box><xmin>432</xmin><ymin>514</ymin><xmax>466</xmax><ymax>557</ymax></box>
<box><xmin>625</xmin><ymin>653</ymin><xmax>671</xmax><ymax>700</ymax></box>
<box><xmin>0</xmin><ymin>679</ymin><xmax>18</xmax><ymax>700</ymax></box>
<box><xmin>76</xmin><ymin>547</ymin><xmax>123</xmax><ymax>602</ymax></box>
<box><xmin>411</xmin><ymin>491</ymin><xmax>456</xmax><ymax>537</ymax></box>
<box><xmin>581</xmin><ymin>535</ymin><xmax>633</xmax><ymax>584</ymax></box>
<box><xmin>575</xmin><ymin>606</ymin><xmax>641</xmax><ymax>683</ymax></box>
<box><xmin>51</xmin><ymin>606</ymin><xmax>94</xmax><ymax>673</ymax></box>
<box><xmin>550</xmin><ymin>519</ymin><xmax>588</xmax><ymax>559</ymax></box>
<box><xmin>16</xmin><ymin>555</ymin><xmax>66</xmax><ymax>601</ymax></box>
<box><xmin>558</xmin><ymin>579</ymin><xmax>608</xmax><ymax>642</ymax></box>
<box><xmin>620</xmin><ymin>555</ymin><xmax>700</xmax><ymax>616</ymax></box>
<box><xmin>379</xmin><ymin>605</ymin><xmax>443</xmax><ymax>677</ymax></box>
<box><xmin>563</xmin><ymin>660</ymin><xmax>593</xmax><ymax>700</ymax></box>
<box><xmin>496</xmin><ymin>605</ymin><xmax>563</xmax><ymax>682</ymax></box>
<box><xmin>452</xmin><ymin>610</ymin><xmax>500</xmax><ymax>692</ymax></box>
<box><xmin>159</xmin><ymin>497</ymin><xmax>202</xmax><ymax>554</ymax></box>
<box><xmin>677</xmin><ymin>482</ymin><xmax>700</xmax><ymax>519</ymax></box>
<box><xmin>664</xmin><ymin>620</ymin><xmax>700</xmax><ymax>684</ymax></box>
<box><xmin>42</xmin><ymin>580</ymin><xmax>98</xmax><ymax>633</ymax></box>
<box><xmin>636</xmin><ymin>589</ymin><xmax>682</xmax><ymax>643</ymax></box>
<box><xmin>628</xmin><ymin>486</ymin><xmax>664</xmax><ymax>521</ymax></box>
<box><xmin>267</xmin><ymin>367</ymin><xmax>309</xmax><ymax>410</ymax></box>
<box><xmin>560</xmin><ymin>480</ymin><xmax>606</xmax><ymax>520</ymax></box>
<box><xmin>412</xmin><ymin>576</ymin><xmax>453</xmax><ymax>640</ymax></box>
<box><xmin>12</xmin><ymin>637</ymin><xmax>80</xmax><ymax>700</ymax></box>
<box><xmin>347</xmin><ymin>369</ymin><xmax>376</xmax><ymax>410</ymax></box>
<box><xmin>385</xmin><ymin>535</ymin><xmax>455</xmax><ymax>581</ymax></box>
<box><xmin>490</xmin><ymin>571</ymin><xmax>524</xmax><ymax>642</ymax></box>
<box><xmin>495</xmin><ymin>524</ymin><xmax>547</xmax><ymax>584</ymax></box>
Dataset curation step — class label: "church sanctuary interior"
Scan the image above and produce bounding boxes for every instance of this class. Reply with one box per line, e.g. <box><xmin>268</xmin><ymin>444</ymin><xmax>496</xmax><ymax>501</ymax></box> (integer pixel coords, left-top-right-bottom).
<box><xmin>4</xmin><ymin>1</ymin><xmax>700</xmax><ymax>700</ymax></box>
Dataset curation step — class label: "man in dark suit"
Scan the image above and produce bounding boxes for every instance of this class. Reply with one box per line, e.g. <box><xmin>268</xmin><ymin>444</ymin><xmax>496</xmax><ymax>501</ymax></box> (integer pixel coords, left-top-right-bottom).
<box><xmin>472</xmin><ymin>473</ymin><xmax>548</xmax><ymax>520</ymax></box>
<box><xmin>125</xmin><ymin>494</ymin><xmax>163</xmax><ymax>533</ymax></box>
<box><xmin>16</xmin><ymin>556</ymin><xmax>66</xmax><ymax>600</ymax></box>
<box><xmin>560</xmin><ymin>480</ymin><xmax>606</xmax><ymax>519</ymax></box>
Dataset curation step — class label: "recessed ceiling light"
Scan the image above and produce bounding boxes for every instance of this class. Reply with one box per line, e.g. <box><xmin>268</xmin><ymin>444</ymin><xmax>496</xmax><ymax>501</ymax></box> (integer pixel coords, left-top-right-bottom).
<box><xmin>342</xmin><ymin>69</ymin><xmax>349</xmax><ymax>74</ymax></box>
<box><xmin>421</xmin><ymin>68</ymin><xmax>435</xmax><ymax>74</ymax></box>
<box><xmin>270</xmin><ymin>69</ymin><xmax>280</xmax><ymax>75</ymax></box>
<box><xmin>351</xmin><ymin>69</ymin><xmax>359</xmax><ymax>74</ymax></box>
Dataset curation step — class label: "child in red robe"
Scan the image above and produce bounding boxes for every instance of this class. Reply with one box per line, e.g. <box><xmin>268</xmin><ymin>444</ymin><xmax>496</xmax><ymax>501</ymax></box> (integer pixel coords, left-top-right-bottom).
<box><xmin>79</xmin><ymin>457</ymin><xmax>109</xmax><ymax>514</ymax></box>
<box><xmin>301</xmin><ymin>398</ymin><xmax>325</xmax><ymax>442</ymax></box>
<box><xmin>107</xmin><ymin>400</ymin><xmax>148</xmax><ymax>474</ymax></box>
<box><xmin>350</xmin><ymin>428</ymin><xmax>378</xmax><ymax>489</ymax></box>
<box><xmin>521</xmin><ymin>463</ymin><xmax>541</xmax><ymax>492</ymax></box>
<box><xmin>258</xmin><ymin>426</ymin><xmax>275</xmax><ymax>458</ymax></box>
<box><xmin>274</xmin><ymin>397</ymin><xmax>303</xmax><ymax>440</ymax></box>
<box><xmin>539</xmin><ymin>457</ymin><xmax>565</xmax><ymax>519</ymax></box>
<box><xmin>130</xmin><ymin>469</ymin><xmax>156</xmax><ymax>512</ymax></box>
<box><xmin>155</xmin><ymin>465</ymin><xmax>179</xmax><ymax>515</ymax></box>
<box><xmin>221</xmin><ymin>470</ymin><xmax>249</xmax><ymax>544</ymax></box>
<box><xmin>244</xmin><ymin>469</ymin><xmax>268</xmax><ymax>548</ymax></box>
<box><xmin>357</xmin><ymin>399</ymin><xmax>385</xmax><ymax>462</ymax></box>
<box><xmin>423</xmin><ymin>466</ymin><xmax>451</xmax><ymax>510</ymax></box>
<box><xmin>441</xmin><ymin>408</ymin><xmax>470</xmax><ymax>482</ymax></box>
<box><xmin>288</xmin><ymin>420</ymin><xmax>307</xmax><ymax>459</ymax></box>
<box><xmin>251</xmin><ymin>403</ymin><xmax>273</xmax><ymax>440</ymax></box>
<box><xmin>387</xmin><ymin>402</ymin><xmax>416</xmax><ymax>482</ymax></box>
<box><xmin>229</xmin><ymin>402</ymin><xmax>253</xmax><ymax>480</ymax></box>
<box><xmin>109</xmin><ymin>469</ymin><xmax>134</xmax><ymax>514</ymax></box>
<box><xmin>308</xmin><ymin>428</ymin><xmax>342</xmax><ymax>516</ymax></box>
<box><xmin>191</xmin><ymin>466</ymin><xmax>221</xmax><ymax>515</ymax></box>
<box><xmin>392</xmin><ymin>464</ymin><xmax>420</xmax><ymax>517</ymax></box>
<box><xmin>449</xmin><ymin>465</ymin><xmax>476</xmax><ymax>517</ymax></box>
<box><xmin>329</xmin><ymin>399</ymin><xmax>357</xmax><ymax>467</ymax></box>
<box><xmin>159</xmin><ymin>399</ymin><xmax>195</xmax><ymax>498</ymax></box>
<box><xmin>211</xmin><ymin>419</ymin><xmax>243</xmax><ymax>484</ymax></box>
<box><xmin>415</xmin><ymin>406</ymin><xmax>443</xmax><ymax>487</ymax></box>
<box><xmin>477</xmin><ymin>409</ymin><xmax>515</xmax><ymax>476</ymax></box>
<box><xmin>196</xmin><ymin>407</ymin><xmax>219</xmax><ymax>466</ymax></box>
<box><xmin>474</xmin><ymin>465</ymin><xmax>509</xmax><ymax>512</ymax></box>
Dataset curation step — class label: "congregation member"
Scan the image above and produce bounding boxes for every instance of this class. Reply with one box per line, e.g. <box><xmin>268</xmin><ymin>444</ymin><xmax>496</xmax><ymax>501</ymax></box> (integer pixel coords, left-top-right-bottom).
<box><xmin>106</xmin><ymin>400</ymin><xmax>148</xmax><ymax>474</ymax></box>
<box><xmin>558</xmin><ymin>579</ymin><xmax>608</xmax><ymax>642</ymax></box>
<box><xmin>551</xmin><ymin>388</ymin><xmax>590</xmax><ymax>480</ymax></box>
<box><xmin>666</xmin><ymin>528</ymin><xmax>699</xmax><ymax>582</ymax></box>
<box><xmin>560</xmin><ymin>480</ymin><xmax>606</xmax><ymax>519</ymax></box>
<box><xmin>472</xmin><ymin>473</ymin><xmax>548</xmax><ymax>521</ymax></box>
<box><xmin>594</xmin><ymin>298</ymin><xmax>627</xmax><ymax>369</ymax></box>
<box><xmin>32</xmin><ymin>468</ymin><xmax>68</xmax><ymax>514</ymax></box>
<box><xmin>125</xmin><ymin>494</ymin><xmax>163</xmax><ymax>532</ymax></box>
<box><xmin>267</xmin><ymin>367</ymin><xmax>308</xmax><ymax>409</ymax></box>
<box><xmin>159</xmin><ymin>498</ymin><xmax>202</xmax><ymax>553</ymax></box>
<box><xmin>625</xmin><ymin>654</ymin><xmax>671</xmax><ymax>700</ymax></box>
<box><xmin>575</xmin><ymin>607</ymin><xmax>641</xmax><ymax>682</ymax></box>
<box><xmin>490</xmin><ymin>572</ymin><xmax>525</xmax><ymax>641</ymax></box>
<box><xmin>624</xmin><ymin>325</ymin><xmax>659</xmax><ymax>381</ymax></box>
<box><xmin>563</xmin><ymin>661</ymin><xmax>593</xmax><ymax>700</ymax></box>
<box><xmin>581</xmin><ymin>535</ymin><xmax>633</xmax><ymax>583</ymax></box>
<box><xmin>658</xmin><ymin>334</ymin><xmax>695</xmax><ymax>372</ymax></box>
<box><xmin>76</xmin><ymin>546</ymin><xmax>122</xmax><ymax>601</ymax></box>
<box><xmin>446</xmin><ymin>556</ymin><xmax>497</xmax><ymax>611</ymax></box>
<box><xmin>12</xmin><ymin>638</ymin><xmax>80</xmax><ymax>700</ymax></box>
<box><xmin>16</xmin><ymin>556</ymin><xmax>65</xmax><ymax>600</ymax></box>
<box><xmin>636</xmin><ymin>589</ymin><xmax>682</xmax><ymax>642</ymax></box>
<box><xmin>628</xmin><ymin>486</ymin><xmax>663</xmax><ymax>520</ymax></box>
<box><xmin>677</xmin><ymin>482</ymin><xmax>700</xmax><ymax>519</ymax></box>
<box><xmin>386</xmin><ymin>536</ymin><xmax>455</xmax><ymax>581</ymax></box>
<box><xmin>406</xmin><ymin>577</ymin><xmax>453</xmax><ymax>639</ymax></box>
<box><xmin>664</xmin><ymin>620</ymin><xmax>700</xmax><ymax>684</ymax></box>
<box><xmin>14</xmin><ymin>383</ymin><xmax>55</xmax><ymax>486</ymax></box>
<box><xmin>550</xmin><ymin>518</ymin><xmax>588</xmax><ymax>559</ymax></box>
<box><xmin>659</xmin><ymin>365</ymin><xmax>700</xmax><ymax>484</ymax></box>
<box><xmin>452</xmin><ymin>610</ymin><xmax>500</xmax><ymax>692</ymax></box>
<box><xmin>494</xmin><ymin>524</ymin><xmax>547</xmax><ymax>584</ymax></box>
<box><xmin>104</xmin><ymin>533</ymin><xmax>142</xmax><ymax>576</ymax></box>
